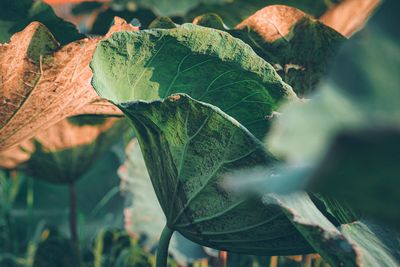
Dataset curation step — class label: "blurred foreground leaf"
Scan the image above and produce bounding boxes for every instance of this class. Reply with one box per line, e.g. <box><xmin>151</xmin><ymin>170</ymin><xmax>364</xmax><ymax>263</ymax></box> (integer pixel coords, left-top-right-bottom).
<box><xmin>307</xmin><ymin>127</ymin><xmax>400</xmax><ymax>229</ymax></box>
<box><xmin>271</xmin><ymin>192</ymin><xmax>399</xmax><ymax>267</ymax></box>
<box><xmin>264</xmin><ymin>2</ymin><xmax>400</xmax><ymax>228</ymax></box>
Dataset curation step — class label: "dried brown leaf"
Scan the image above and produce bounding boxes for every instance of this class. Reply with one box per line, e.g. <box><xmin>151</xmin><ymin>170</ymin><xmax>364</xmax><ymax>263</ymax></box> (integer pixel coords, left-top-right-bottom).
<box><xmin>236</xmin><ymin>5</ymin><xmax>306</xmax><ymax>42</ymax></box>
<box><xmin>0</xmin><ymin>17</ymin><xmax>136</xmax><ymax>151</ymax></box>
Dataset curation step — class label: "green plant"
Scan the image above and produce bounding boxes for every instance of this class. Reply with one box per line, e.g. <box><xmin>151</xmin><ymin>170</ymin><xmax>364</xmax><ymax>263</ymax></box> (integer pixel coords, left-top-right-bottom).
<box><xmin>89</xmin><ymin>1</ymin><xmax>399</xmax><ymax>267</ymax></box>
<box><xmin>1</xmin><ymin>0</ymin><xmax>398</xmax><ymax>266</ymax></box>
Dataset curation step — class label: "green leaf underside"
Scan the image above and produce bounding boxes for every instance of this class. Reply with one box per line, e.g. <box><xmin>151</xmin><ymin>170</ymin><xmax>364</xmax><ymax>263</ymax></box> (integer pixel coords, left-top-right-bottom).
<box><xmin>0</xmin><ymin>0</ymin><xmax>84</xmax><ymax>45</ymax></box>
<box><xmin>24</xmin><ymin>119</ymin><xmax>127</xmax><ymax>184</ymax></box>
<box><xmin>271</xmin><ymin>192</ymin><xmax>399</xmax><ymax>267</ymax></box>
<box><xmin>117</xmin><ymin>94</ymin><xmax>312</xmax><ymax>255</ymax></box>
<box><xmin>91</xmin><ymin>23</ymin><xmax>295</xmax><ymax>141</ymax></box>
<box><xmin>195</xmin><ymin>13</ymin><xmax>345</xmax><ymax>96</ymax></box>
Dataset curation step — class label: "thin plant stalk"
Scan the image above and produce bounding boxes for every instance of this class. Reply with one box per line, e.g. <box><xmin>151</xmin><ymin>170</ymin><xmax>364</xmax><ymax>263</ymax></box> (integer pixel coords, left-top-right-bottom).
<box><xmin>26</xmin><ymin>176</ymin><xmax>34</xmax><ymax>244</ymax></box>
<box><xmin>156</xmin><ymin>225</ymin><xmax>174</xmax><ymax>267</ymax></box>
<box><xmin>68</xmin><ymin>182</ymin><xmax>78</xmax><ymax>246</ymax></box>
<box><xmin>218</xmin><ymin>251</ymin><xmax>227</xmax><ymax>267</ymax></box>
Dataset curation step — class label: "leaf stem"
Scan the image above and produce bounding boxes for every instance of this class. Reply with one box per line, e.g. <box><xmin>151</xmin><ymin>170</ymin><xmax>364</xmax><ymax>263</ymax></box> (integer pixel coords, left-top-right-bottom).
<box><xmin>68</xmin><ymin>182</ymin><xmax>78</xmax><ymax>246</ymax></box>
<box><xmin>156</xmin><ymin>225</ymin><xmax>174</xmax><ymax>267</ymax></box>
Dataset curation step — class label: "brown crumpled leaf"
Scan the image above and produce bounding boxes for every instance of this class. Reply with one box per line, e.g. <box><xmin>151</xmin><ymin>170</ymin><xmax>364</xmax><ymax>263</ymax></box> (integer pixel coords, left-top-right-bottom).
<box><xmin>236</xmin><ymin>1</ymin><xmax>381</xmax><ymax>41</ymax></box>
<box><xmin>0</xmin><ymin>17</ymin><xmax>136</xmax><ymax>151</ymax></box>
<box><xmin>236</xmin><ymin>5</ymin><xmax>306</xmax><ymax>43</ymax></box>
<box><xmin>320</xmin><ymin>0</ymin><xmax>381</xmax><ymax>37</ymax></box>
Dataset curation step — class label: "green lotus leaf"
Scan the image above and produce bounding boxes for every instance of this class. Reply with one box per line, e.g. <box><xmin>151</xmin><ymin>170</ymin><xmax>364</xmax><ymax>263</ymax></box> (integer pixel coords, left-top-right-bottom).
<box><xmin>0</xmin><ymin>0</ymin><xmax>84</xmax><ymax>45</ymax></box>
<box><xmin>115</xmin><ymin>94</ymin><xmax>312</xmax><ymax>256</ymax></box>
<box><xmin>89</xmin><ymin>21</ymin><xmax>360</xmax><ymax>263</ymax></box>
<box><xmin>91</xmin><ymin>23</ymin><xmax>295</xmax><ymax>141</ymax></box>
<box><xmin>194</xmin><ymin>6</ymin><xmax>345</xmax><ymax>96</ymax></box>
<box><xmin>271</xmin><ymin>192</ymin><xmax>399</xmax><ymax>267</ymax></box>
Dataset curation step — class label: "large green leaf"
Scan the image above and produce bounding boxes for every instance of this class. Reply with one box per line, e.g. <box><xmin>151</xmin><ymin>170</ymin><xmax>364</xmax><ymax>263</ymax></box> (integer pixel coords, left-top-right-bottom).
<box><xmin>270</xmin><ymin>192</ymin><xmax>399</xmax><ymax>267</ymax></box>
<box><xmin>0</xmin><ymin>0</ymin><xmax>84</xmax><ymax>45</ymax></box>
<box><xmin>91</xmin><ymin>23</ymin><xmax>295</xmax><ymax>141</ymax></box>
<box><xmin>194</xmin><ymin>6</ymin><xmax>345</xmax><ymax>96</ymax></box>
<box><xmin>115</xmin><ymin>94</ymin><xmax>312</xmax><ymax>255</ymax></box>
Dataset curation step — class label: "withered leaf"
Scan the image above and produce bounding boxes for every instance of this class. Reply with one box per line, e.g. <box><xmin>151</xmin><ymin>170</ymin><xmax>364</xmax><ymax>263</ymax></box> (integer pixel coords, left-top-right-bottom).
<box><xmin>0</xmin><ymin>17</ymin><xmax>136</xmax><ymax>151</ymax></box>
